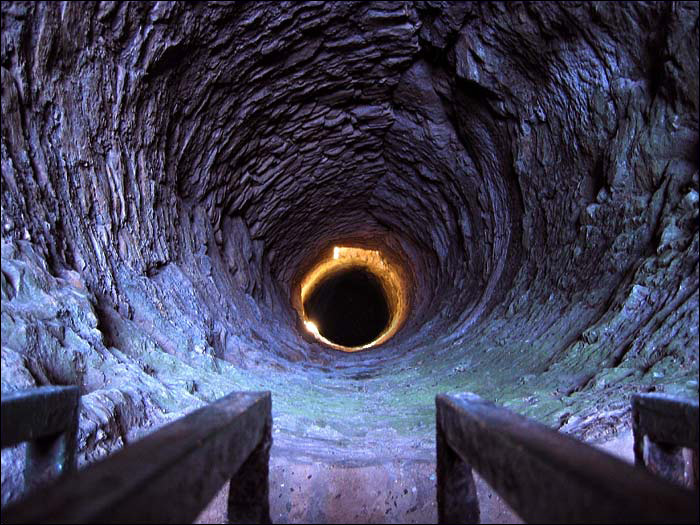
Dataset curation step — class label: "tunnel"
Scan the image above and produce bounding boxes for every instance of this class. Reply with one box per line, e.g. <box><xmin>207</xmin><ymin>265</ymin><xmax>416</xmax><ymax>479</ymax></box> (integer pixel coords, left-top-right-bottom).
<box><xmin>1</xmin><ymin>1</ymin><xmax>698</xmax><ymax>522</ymax></box>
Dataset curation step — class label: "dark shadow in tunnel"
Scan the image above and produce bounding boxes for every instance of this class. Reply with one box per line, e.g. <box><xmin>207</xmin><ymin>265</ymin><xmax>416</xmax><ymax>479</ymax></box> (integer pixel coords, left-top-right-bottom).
<box><xmin>304</xmin><ymin>267</ymin><xmax>390</xmax><ymax>347</ymax></box>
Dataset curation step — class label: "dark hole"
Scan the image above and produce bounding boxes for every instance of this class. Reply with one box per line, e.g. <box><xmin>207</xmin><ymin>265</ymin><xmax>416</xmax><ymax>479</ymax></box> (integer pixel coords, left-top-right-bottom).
<box><xmin>304</xmin><ymin>267</ymin><xmax>390</xmax><ymax>347</ymax></box>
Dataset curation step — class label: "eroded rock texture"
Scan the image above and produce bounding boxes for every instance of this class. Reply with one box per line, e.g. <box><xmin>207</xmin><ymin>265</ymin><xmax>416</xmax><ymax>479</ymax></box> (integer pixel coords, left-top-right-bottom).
<box><xmin>1</xmin><ymin>1</ymin><xmax>698</xmax><ymax>522</ymax></box>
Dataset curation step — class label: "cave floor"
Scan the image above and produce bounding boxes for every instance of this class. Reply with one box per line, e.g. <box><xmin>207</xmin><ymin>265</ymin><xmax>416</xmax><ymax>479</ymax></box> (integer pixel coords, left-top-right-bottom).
<box><xmin>194</xmin><ymin>430</ymin><xmax>635</xmax><ymax>524</ymax></box>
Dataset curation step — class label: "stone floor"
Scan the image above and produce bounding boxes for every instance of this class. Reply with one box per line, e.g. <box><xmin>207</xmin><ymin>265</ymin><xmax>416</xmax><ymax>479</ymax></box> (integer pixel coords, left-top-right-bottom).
<box><xmin>196</xmin><ymin>430</ymin><xmax>636</xmax><ymax>524</ymax></box>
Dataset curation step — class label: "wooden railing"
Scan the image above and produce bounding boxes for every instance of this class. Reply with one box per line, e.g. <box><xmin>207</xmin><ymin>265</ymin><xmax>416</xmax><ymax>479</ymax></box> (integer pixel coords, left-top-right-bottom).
<box><xmin>436</xmin><ymin>392</ymin><xmax>699</xmax><ymax>524</ymax></box>
<box><xmin>632</xmin><ymin>392</ymin><xmax>699</xmax><ymax>489</ymax></box>
<box><xmin>2</xmin><ymin>390</ymin><xmax>272</xmax><ymax>524</ymax></box>
<box><xmin>4</xmin><ymin>386</ymin><xmax>696</xmax><ymax>524</ymax></box>
<box><xmin>1</xmin><ymin>386</ymin><xmax>80</xmax><ymax>493</ymax></box>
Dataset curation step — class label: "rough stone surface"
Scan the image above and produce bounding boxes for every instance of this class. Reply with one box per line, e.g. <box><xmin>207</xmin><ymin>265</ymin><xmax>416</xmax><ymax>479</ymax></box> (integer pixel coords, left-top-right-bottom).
<box><xmin>1</xmin><ymin>1</ymin><xmax>698</xmax><ymax>522</ymax></box>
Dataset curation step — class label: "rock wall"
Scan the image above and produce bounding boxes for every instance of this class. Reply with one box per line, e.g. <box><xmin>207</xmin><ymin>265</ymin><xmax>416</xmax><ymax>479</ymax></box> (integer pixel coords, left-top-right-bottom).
<box><xmin>1</xmin><ymin>1</ymin><xmax>698</xmax><ymax>522</ymax></box>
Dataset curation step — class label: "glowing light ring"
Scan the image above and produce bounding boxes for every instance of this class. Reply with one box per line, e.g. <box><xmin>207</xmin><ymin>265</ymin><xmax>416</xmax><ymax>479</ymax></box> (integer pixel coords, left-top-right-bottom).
<box><xmin>299</xmin><ymin>246</ymin><xmax>408</xmax><ymax>352</ymax></box>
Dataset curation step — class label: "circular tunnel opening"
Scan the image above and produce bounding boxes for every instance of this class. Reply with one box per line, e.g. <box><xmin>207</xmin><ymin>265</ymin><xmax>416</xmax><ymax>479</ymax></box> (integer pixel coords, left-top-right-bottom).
<box><xmin>303</xmin><ymin>267</ymin><xmax>390</xmax><ymax>348</ymax></box>
<box><xmin>297</xmin><ymin>246</ymin><xmax>410</xmax><ymax>352</ymax></box>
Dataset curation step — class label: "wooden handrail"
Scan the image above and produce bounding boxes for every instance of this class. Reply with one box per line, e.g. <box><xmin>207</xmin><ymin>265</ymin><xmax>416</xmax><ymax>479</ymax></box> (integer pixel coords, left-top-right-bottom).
<box><xmin>3</xmin><ymin>390</ymin><xmax>272</xmax><ymax>524</ymax></box>
<box><xmin>1</xmin><ymin>385</ymin><xmax>80</xmax><ymax>449</ymax></box>
<box><xmin>632</xmin><ymin>392</ymin><xmax>699</xmax><ymax>456</ymax></box>
<box><xmin>632</xmin><ymin>393</ymin><xmax>699</xmax><ymax>488</ymax></box>
<box><xmin>1</xmin><ymin>386</ymin><xmax>80</xmax><ymax>492</ymax></box>
<box><xmin>436</xmin><ymin>392</ymin><xmax>699</xmax><ymax>524</ymax></box>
